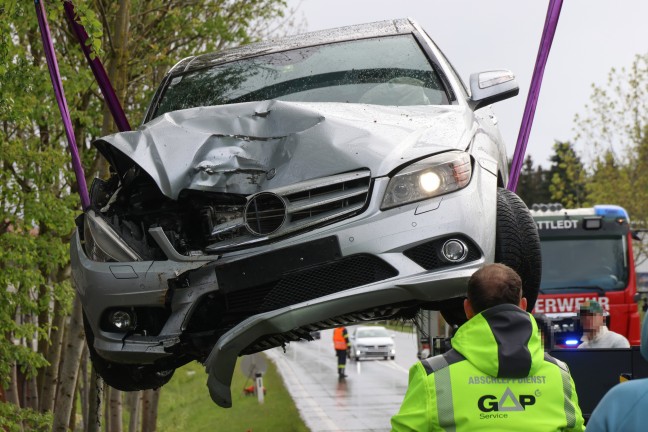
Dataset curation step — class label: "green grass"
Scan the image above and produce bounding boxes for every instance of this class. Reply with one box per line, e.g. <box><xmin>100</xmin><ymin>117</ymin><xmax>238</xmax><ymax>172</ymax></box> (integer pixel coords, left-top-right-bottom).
<box><xmin>157</xmin><ymin>356</ymin><xmax>309</xmax><ymax>432</ymax></box>
<box><xmin>381</xmin><ymin>320</ymin><xmax>415</xmax><ymax>334</ymax></box>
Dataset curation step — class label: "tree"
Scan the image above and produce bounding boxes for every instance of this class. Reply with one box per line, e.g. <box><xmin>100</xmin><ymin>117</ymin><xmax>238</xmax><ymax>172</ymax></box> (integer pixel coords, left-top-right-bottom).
<box><xmin>0</xmin><ymin>1</ymin><xmax>293</xmax><ymax>430</ymax></box>
<box><xmin>547</xmin><ymin>141</ymin><xmax>589</xmax><ymax>208</ymax></box>
<box><xmin>516</xmin><ymin>154</ymin><xmax>552</xmax><ymax>207</ymax></box>
<box><xmin>575</xmin><ymin>53</ymin><xmax>648</xmax><ymax>264</ymax></box>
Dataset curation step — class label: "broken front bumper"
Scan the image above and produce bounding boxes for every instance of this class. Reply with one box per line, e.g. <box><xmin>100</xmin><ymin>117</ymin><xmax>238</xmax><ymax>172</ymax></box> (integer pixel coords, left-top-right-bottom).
<box><xmin>71</xmin><ymin>167</ymin><xmax>497</xmax><ymax>407</ymax></box>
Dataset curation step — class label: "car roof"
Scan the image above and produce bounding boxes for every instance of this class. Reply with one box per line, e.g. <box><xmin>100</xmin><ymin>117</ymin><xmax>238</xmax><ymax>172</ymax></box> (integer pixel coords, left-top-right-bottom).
<box><xmin>168</xmin><ymin>18</ymin><xmax>419</xmax><ymax>75</ymax></box>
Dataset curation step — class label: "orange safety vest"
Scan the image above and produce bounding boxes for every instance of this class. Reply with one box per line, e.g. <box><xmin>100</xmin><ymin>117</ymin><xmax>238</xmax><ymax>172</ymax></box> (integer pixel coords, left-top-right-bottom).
<box><xmin>333</xmin><ymin>327</ymin><xmax>348</xmax><ymax>350</ymax></box>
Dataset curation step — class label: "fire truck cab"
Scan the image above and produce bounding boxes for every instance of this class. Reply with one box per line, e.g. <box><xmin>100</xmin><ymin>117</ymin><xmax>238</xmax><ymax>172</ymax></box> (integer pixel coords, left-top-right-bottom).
<box><xmin>531</xmin><ymin>204</ymin><xmax>641</xmax><ymax>346</ymax></box>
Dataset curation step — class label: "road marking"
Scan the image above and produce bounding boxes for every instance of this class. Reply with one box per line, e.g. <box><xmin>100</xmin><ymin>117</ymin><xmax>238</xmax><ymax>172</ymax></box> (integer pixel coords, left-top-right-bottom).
<box><xmin>377</xmin><ymin>360</ymin><xmax>410</xmax><ymax>374</ymax></box>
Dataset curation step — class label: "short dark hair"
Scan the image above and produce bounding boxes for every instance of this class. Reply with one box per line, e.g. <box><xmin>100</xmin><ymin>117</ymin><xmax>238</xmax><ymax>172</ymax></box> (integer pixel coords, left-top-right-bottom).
<box><xmin>467</xmin><ymin>263</ymin><xmax>522</xmax><ymax>314</ymax></box>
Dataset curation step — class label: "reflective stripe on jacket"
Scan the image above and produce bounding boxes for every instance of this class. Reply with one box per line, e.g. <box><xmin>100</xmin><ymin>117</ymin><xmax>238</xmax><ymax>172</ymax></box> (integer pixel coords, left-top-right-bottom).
<box><xmin>333</xmin><ymin>327</ymin><xmax>348</xmax><ymax>350</ymax></box>
<box><xmin>391</xmin><ymin>304</ymin><xmax>585</xmax><ymax>431</ymax></box>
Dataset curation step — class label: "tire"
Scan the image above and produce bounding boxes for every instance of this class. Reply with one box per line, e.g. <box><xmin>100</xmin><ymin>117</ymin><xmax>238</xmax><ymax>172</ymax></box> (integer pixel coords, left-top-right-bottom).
<box><xmin>83</xmin><ymin>314</ymin><xmax>175</xmax><ymax>391</ymax></box>
<box><xmin>495</xmin><ymin>188</ymin><xmax>541</xmax><ymax>311</ymax></box>
<box><xmin>390</xmin><ymin>356</ymin><xmax>395</xmax><ymax>360</ymax></box>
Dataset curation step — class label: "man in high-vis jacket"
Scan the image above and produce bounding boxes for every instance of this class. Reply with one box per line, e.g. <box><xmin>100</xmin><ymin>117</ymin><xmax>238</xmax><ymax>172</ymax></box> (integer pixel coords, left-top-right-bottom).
<box><xmin>333</xmin><ymin>326</ymin><xmax>349</xmax><ymax>378</ymax></box>
<box><xmin>391</xmin><ymin>263</ymin><xmax>584</xmax><ymax>431</ymax></box>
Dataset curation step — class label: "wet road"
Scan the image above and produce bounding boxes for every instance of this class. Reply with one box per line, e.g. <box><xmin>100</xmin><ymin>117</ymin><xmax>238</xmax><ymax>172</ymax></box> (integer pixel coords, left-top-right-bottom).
<box><xmin>265</xmin><ymin>327</ymin><xmax>418</xmax><ymax>432</ymax></box>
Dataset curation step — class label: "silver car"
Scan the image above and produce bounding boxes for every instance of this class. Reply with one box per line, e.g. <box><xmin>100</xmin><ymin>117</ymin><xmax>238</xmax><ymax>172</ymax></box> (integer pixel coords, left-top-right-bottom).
<box><xmin>71</xmin><ymin>18</ymin><xmax>541</xmax><ymax>408</ymax></box>
<box><xmin>349</xmin><ymin>326</ymin><xmax>396</xmax><ymax>361</ymax></box>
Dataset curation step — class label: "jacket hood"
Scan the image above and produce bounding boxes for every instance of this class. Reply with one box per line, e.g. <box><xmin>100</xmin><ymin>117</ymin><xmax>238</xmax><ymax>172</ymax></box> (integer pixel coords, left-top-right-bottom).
<box><xmin>451</xmin><ymin>304</ymin><xmax>544</xmax><ymax>378</ymax></box>
<box><xmin>95</xmin><ymin>100</ymin><xmax>475</xmax><ymax>200</ymax></box>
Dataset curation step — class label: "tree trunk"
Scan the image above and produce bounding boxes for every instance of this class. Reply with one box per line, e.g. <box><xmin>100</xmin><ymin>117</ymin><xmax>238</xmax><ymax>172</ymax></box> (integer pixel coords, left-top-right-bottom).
<box><xmin>52</xmin><ymin>295</ymin><xmax>85</xmax><ymax>432</ymax></box>
<box><xmin>86</xmin><ymin>369</ymin><xmax>103</xmax><ymax>432</ymax></box>
<box><xmin>25</xmin><ymin>375</ymin><xmax>39</xmax><ymax>411</ymax></box>
<box><xmin>100</xmin><ymin>0</ymin><xmax>131</xmax><ymax>131</ymax></box>
<box><xmin>127</xmin><ymin>391</ymin><xmax>141</xmax><ymax>432</ymax></box>
<box><xmin>108</xmin><ymin>386</ymin><xmax>123</xmax><ymax>432</ymax></box>
<box><xmin>6</xmin><ymin>362</ymin><xmax>20</xmax><ymax>405</ymax></box>
<box><xmin>69</xmin><ymin>371</ymin><xmax>81</xmax><ymax>431</ymax></box>
<box><xmin>78</xmin><ymin>346</ymin><xmax>89</xmax><ymax>432</ymax></box>
<box><xmin>36</xmin><ymin>284</ymin><xmax>50</xmax><ymax>397</ymax></box>
<box><xmin>141</xmin><ymin>388</ymin><xmax>160</xmax><ymax>432</ymax></box>
<box><xmin>40</xmin><ymin>300</ymin><xmax>65</xmax><ymax>412</ymax></box>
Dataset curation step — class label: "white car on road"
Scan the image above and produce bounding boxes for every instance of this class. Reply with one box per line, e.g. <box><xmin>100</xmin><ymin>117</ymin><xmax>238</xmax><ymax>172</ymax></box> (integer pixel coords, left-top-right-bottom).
<box><xmin>349</xmin><ymin>326</ymin><xmax>396</xmax><ymax>361</ymax></box>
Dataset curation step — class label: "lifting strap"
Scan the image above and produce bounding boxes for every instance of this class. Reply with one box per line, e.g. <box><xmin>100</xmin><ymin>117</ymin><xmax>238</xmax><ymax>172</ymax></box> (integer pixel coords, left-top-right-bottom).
<box><xmin>508</xmin><ymin>0</ymin><xmax>563</xmax><ymax>192</ymax></box>
<box><xmin>35</xmin><ymin>0</ymin><xmax>132</xmax><ymax>210</ymax></box>
<box><xmin>62</xmin><ymin>1</ymin><xmax>131</xmax><ymax>132</ymax></box>
<box><xmin>35</xmin><ymin>0</ymin><xmax>90</xmax><ymax>210</ymax></box>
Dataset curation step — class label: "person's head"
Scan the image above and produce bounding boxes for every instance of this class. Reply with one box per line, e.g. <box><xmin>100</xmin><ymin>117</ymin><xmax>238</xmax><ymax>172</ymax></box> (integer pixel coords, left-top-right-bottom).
<box><xmin>579</xmin><ymin>300</ymin><xmax>605</xmax><ymax>335</ymax></box>
<box><xmin>463</xmin><ymin>263</ymin><xmax>526</xmax><ymax>319</ymax></box>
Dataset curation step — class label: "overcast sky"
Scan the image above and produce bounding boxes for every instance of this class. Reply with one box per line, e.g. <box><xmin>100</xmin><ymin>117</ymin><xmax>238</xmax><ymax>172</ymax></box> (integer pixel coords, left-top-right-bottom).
<box><xmin>286</xmin><ymin>0</ymin><xmax>648</xmax><ymax>167</ymax></box>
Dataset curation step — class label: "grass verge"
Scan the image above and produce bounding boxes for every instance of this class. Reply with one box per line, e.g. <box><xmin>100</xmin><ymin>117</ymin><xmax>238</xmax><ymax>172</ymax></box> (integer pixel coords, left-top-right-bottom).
<box><xmin>157</xmin><ymin>355</ymin><xmax>309</xmax><ymax>432</ymax></box>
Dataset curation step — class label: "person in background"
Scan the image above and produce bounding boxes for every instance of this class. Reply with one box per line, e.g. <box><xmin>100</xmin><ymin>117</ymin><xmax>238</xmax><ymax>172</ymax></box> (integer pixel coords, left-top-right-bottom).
<box><xmin>586</xmin><ymin>314</ymin><xmax>648</xmax><ymax>431</ymax></box>
<box><xmin>533</xmin><ymin>313</ymin><xmax>555</xmax><ymax>351</ymax></box>
<box><xmin>391</xmin><ymin>263</ymin><xmax>584</xmax><ymax>431</ymax></box>
<box><xmin>333</xmin><ymin>327</ymin><xmax>349</xmax><ymax>379</ymax></box>
<box><xmin>577</xmin><ymin>300</ymin><xmax>630</xmax><ymax>349</ymax></box>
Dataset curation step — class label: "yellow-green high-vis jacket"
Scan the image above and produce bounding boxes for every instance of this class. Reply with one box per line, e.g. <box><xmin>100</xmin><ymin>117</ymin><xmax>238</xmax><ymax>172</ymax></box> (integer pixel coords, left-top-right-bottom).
<box><xmin>391</xmin><ymin>304</ymin><xmax>584</xmax><ymax>431</ymax></box>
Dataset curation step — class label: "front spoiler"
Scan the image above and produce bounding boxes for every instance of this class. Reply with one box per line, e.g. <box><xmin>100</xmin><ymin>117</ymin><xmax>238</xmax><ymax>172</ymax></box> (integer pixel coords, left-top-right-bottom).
<box><xmin>204</xmin><ymin>263</ymin><xmax>481</xmax><ymax>407</ymax></box>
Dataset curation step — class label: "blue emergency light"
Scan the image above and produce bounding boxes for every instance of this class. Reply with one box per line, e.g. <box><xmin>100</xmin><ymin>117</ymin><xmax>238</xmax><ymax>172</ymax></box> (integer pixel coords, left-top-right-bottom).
<box><xmin>565</xmin><ymin>339</ymin><xmax>580</xmax><ymax>346</ymax></box>
<box><xmin>594</xmin><ymin>205</ymin><xmax>628</xmax><ymax>220</ymax></box>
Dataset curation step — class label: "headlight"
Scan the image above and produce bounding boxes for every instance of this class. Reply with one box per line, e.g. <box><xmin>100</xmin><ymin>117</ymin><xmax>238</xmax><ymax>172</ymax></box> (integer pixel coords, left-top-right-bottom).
<box><xmin>381</xmin><ymin>151</ymin><xmax>472</xmax><ymax>210</ymax></box>
<box><xmin>83</xmin><ymin>210</ymin><xmax>141</xmax><ymax>262</ymax></box>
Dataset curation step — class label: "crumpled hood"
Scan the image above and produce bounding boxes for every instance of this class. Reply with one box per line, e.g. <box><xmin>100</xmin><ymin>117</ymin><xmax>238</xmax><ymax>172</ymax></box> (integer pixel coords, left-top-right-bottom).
<box><xmin>95</xmin><ymin>100</ymin><xmax>475</xmax><ymax>199</ymax></box>
<box><xmin>451</xmin><ymin>304</ymin><xmax>544</xmax><ymax>378</ymax></box>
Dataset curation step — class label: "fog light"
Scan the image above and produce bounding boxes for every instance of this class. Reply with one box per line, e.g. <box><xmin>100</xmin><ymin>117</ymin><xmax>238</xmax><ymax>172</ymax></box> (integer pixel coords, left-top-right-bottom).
<box><xmin>110</xmin><ymin>310</ymin><xmax>134</xmax><ymax>330</ymax></box>
<box><xmin>442</xmin><ymin>239</ymin><xmax>467</xmax><ymax>262</ymax></box>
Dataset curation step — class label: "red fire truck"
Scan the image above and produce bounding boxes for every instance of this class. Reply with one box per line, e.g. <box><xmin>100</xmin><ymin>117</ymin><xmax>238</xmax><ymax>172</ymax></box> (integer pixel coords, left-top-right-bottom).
<box><xmin>531</xmin><ymin>204</ymin><xmax>641</xmax><ymax>346</ymax></box>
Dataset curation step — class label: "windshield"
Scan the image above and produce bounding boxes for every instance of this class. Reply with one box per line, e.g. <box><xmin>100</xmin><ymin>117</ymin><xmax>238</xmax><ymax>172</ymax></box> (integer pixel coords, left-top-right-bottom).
<box><xmin>153</xmin><ymin>35</ymin><xmax>450</xmax><ymax>117</ymax></box>
<box><xmin>356</xmin><ymin>327</ymin><xmax>390</xmax><ymax>338</ymax></box>
<box><xmin>540</xmin><ymin>237</ymin><xmax>628</xmax><ymax>291</ymax></box>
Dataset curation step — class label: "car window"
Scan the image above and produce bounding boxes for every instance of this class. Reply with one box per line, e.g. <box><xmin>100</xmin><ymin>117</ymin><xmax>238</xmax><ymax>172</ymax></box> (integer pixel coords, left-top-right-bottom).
<box><xmin>356</xmin><ymin>327</ymin><xmax>390</xmax><ymax>338</ymax></box>
<box><xmin>154</xmin><ymin>35</ymin><xmax>450</xmax><ymax>117</ymax></box>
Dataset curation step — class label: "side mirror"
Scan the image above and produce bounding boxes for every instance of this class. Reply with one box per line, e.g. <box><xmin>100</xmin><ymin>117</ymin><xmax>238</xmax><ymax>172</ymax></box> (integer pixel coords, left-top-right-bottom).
<box><xmin>468</xmin><ymin>70</ymin><xmax>519</xmax><ymax>111</ymax></box>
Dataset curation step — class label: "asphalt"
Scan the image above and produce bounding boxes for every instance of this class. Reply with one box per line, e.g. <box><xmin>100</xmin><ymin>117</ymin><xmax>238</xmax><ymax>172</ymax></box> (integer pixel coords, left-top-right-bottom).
<box><xmin>264</xmin><ymin>327</ymin><xmax>419</xmax><ymax>432</ymax></box>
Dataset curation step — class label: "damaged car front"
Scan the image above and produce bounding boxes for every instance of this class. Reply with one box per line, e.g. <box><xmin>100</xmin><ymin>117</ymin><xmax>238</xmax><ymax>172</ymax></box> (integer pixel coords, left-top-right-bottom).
<box><xmin>71</xmin><ymin>18</ymin><xmax>540</xmax><ymax>407</ymax></box>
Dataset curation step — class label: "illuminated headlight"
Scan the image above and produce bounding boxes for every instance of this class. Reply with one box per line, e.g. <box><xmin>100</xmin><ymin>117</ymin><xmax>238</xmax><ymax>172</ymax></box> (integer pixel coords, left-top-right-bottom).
<box><xmin>381</xmin><ymin>151</ymin><xmax>472</xmax><ymax>210</ymax></box>
<box><xmin>83</xmin><ymin>210</ymin><xmax>141</xmax><ymax>262</ymax></box>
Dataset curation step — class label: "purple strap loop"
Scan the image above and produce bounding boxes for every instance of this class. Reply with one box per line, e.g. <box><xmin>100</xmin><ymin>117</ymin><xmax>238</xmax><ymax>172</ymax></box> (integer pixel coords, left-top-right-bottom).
<box><xmin>35</xmin><ymin>0</ymin><xmax>91</xmax><ymax>210</ymax></box>
<box><xmin>508</xmin><ymin>0</ymin><xmax>563</xmax><ymax>192</ymax></box>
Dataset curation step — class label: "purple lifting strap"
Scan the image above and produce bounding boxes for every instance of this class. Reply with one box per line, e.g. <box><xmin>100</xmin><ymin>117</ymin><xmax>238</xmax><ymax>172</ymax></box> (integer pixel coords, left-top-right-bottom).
<box><xmin>35</xmin><ymin>0</ymin><xmax>90</xmax><ymax>210</ymax></box>
<box><xmin>507</xmin><ymin>0</ymin><xmax>563</xmax><ymax>192</ymax></box>
<box><xmin>63</xmin><ymin>1</ymin><xmax>131</xmax><ymax>132</ymax></box>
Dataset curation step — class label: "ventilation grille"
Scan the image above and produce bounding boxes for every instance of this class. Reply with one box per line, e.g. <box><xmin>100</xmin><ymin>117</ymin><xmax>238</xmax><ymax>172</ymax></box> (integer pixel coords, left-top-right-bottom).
<box><xmin>207</xmin><ymin>170</ymin><xmax>371</xmax><ymax>252</ymax></box>
<box><xmin>186</xmin><ymin>254</ymin><xmax>398</xmax><ymax>333</ymax></box>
